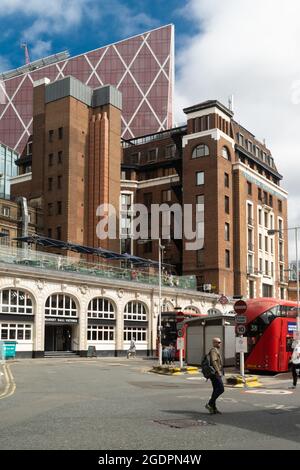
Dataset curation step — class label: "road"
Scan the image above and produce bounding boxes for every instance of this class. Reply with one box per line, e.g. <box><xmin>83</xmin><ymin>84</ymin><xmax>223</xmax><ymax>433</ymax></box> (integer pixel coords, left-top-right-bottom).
<box><xmin>0</xmin><ymin>358</ymin><xmax>299</xmax><ymax>450</ymax></box>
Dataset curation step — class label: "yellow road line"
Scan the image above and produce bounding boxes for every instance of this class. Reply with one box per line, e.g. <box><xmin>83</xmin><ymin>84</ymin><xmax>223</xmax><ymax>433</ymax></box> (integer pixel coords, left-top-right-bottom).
<box><xmin>0</xmin><ymin>363</ymin><xmax>16</xmax><ymax>400</ymax></box>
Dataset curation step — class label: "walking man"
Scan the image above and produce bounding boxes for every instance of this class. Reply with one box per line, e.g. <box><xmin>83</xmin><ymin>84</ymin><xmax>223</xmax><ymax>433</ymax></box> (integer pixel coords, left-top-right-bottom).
<box><xmin>290</xmin><ymin>341</ymin><xmax>300</xmax><ymax>389</ymax></box>
<box><xmin>205</xmin><ymin>337</ymin><xmax>224</xmax><ymax>414</ymax></box>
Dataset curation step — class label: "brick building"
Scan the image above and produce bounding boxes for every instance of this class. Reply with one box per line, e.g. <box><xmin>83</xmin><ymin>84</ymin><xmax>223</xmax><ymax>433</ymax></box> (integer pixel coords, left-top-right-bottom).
<box><xmin>11</xmin><ymin>81</ymin><xmax>288</xmax><ymax>298</ymax></box>
<box><xmin>122</xmin><ymin>100</ymin><xmax>289</xmax><ymax>298</ymax></box>
<box><xmin>0</xmin><ymin>196</ymin><xmax>41</xmax><ymax>245</ymax></box>
<box><xmin>12</xmin><ymin>76</ymin><xmax>122</xmax><ymax>253</ymax></box>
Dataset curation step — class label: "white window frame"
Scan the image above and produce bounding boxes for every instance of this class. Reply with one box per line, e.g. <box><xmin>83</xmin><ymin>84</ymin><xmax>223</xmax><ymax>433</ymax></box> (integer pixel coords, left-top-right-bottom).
<box><xmin>0</xmin><ymin>289</ymin><xmax>33</xmax><ymax>315</ymax></box>
<box><xmin>124</xmin><ymin>301</ymin><xmax>147</xmax><ymax>321</ymax></box>
<box><xmin>124</xmin><ymin>327</ymin><xmax>147</xmax><ymax>342</ymax></box>
<box><xmin>45</xmin><ymin>294</ymin><xmax>77</xmax><ymax>317</ymax></box>
<box><xmin>87</xmin><ymin>325</ymin><xmax>115</xmax><ymax>342</ymax></box>
<box><xmin>87</xmin><ymin>298</ymin><xmax>115</xmax><ymax>319</ymax></box>
<box><xmin>2</xmin><ymin>206</ymin><xmax>10</xmax><ymax>217</ymax></box>
<box><xmin>0</xmin><ymin>322</ymin><xmax>32</xmax><ymax>341</ymax></box>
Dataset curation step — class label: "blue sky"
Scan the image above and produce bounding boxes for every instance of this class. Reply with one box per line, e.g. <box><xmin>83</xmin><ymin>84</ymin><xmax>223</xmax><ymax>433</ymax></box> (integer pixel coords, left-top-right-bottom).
<box><xmin>0</xmin><ymin>0</ymin><xmax>198</xmax><ymax>72</ymax></box>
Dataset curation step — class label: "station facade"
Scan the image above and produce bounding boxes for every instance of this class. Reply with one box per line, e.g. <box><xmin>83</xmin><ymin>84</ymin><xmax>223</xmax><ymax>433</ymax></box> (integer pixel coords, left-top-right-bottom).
<box><xmin>0</xmin><ymin>261</ymin><xmax>234</xmax><ymax>358</ymax></box>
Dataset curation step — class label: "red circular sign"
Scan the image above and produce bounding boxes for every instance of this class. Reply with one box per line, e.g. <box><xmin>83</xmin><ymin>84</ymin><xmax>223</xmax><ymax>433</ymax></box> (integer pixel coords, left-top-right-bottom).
<box><xmin>219</xmin><ymin>295</ymin><xmax>228</xmax><ymax>305</ymax></box>
<box><xmin>234</xmin><ymin>300</ymin><xmax>247</xmax><ymax>314</ymax></box>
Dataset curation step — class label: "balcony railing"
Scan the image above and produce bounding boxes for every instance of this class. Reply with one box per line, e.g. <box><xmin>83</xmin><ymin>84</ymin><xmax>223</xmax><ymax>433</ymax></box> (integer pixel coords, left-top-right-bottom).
<box><xmin>247</xmin><ymin>217</ymin><xmax>254</xmax><ymax>226</ymax></box>
<box><xmin>248</xmin><ymin>242</ymin><xmax>254</xmax><ymax>251</ymax></box>
<box><xmin>0</xmin><ymin>246</ymin><xmax>197</xmax><ymax>290</ymax></box>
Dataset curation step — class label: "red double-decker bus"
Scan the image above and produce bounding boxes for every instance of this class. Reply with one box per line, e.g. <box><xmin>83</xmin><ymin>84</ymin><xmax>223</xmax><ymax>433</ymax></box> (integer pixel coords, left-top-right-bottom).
<box><xmin>160</xmin><ymin>310</ymin><xmax>203</xmax><ymax>360</ymax></box>
<box><xmin>243</xmin><ymin>298</ymin><xmax>298</xmax><ymax>373</ymax></box>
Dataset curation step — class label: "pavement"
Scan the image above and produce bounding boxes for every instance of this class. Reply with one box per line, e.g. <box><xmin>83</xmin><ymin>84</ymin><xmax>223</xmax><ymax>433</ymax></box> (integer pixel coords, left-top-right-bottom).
<box><xmin>0</xmin><ymin>357</ymin><xmax>299</xmax><ymax>450</ymax></box>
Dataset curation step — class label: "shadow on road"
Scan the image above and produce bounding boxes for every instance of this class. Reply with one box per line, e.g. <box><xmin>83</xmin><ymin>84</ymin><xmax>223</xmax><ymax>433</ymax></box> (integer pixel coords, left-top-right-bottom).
<box><xmin>160</xmin><ymin>407</ymin><xmax>300</xmax><ymax>444</ymax></box>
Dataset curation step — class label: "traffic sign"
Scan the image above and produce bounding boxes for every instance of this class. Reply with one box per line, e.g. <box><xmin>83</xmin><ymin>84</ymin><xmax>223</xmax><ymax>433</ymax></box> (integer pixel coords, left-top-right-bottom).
<box><xmin>177</xmin><ymin>329</ymin><xmax>183</xmax><ymax>337</ymax></box>
<box><xmin>235</xmin><ymin>315</ymin><xmax>247</xmax><ymax>324</ymax></box>
<box><xmin>176</xmin><ymin>322</ymin><xmax>184</xmax><ymax>330</ymax></box>
<box><xmin>177</xmin><ymin>338</ymin><xmax>184</xmax><ymax>350</ymax></box>
<box><xmin>219</xmin><ymin>295</ymin><xmax>228</xmax><ymax>305</ymax></box>
<box><xmin>236</xmin><ymin>336</ymin><xmax>247</xmax><ymax>353</ymax></box>
<box><xmin>236</xmin><ymin>324</ymin><xmax>247</xmax><ymax>335</ymax></box>
<box><xmin>234</xmin><ymin>300</ymin><xmax>247</xmax><ymax>314</ymax></box>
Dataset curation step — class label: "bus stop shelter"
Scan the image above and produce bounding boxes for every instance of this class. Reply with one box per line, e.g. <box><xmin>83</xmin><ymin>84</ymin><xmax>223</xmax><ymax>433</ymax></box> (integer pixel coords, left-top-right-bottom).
<box><xmin>185</xmin><ymin>314</ymin><xmax>236</xmax><ymax>367</ymax></box>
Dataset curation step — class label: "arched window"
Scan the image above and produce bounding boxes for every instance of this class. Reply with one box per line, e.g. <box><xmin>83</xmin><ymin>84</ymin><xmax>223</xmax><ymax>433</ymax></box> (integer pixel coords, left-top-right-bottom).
<box><xmin>45</xmin><ymin>294</ymin><xmax>77</xmax><ymax>317</ymax></box>
<box><xmin>0</xmin><ymin>289</ymin><xmax>34</xmax><ymax>342</ymax></box>
<box><xmin>0</xmin><ymin>289</ymin><xmax>33</xmax><ymax>314</ymax></box>
<box><xmin>184</xmin><ymin>306</ymin><xmax>200</xmax><ymax>314</ymax></box>
<box><xmin>222</xmin><ymin>146</ymin><xmax>231</xmax><ymax>160</ymax></box>
<box><xmin>124</xmin><ymin>301</ymin><xmax>147</xmax><ymax>321</ymax></box>
<box><xmin>162</xmin><ymin>300</ymin><xmax>175</xmax><ymax>312</ymax></box>
<box><xmin>207</xmin><ymin>308</ymin><xmax>222</xmax><ymax>316</ymax></box>
<box><xmin>192</xmin><ymin>144</ymin><xmax>209</xmax><ymax>159</ymax></box>
<box><xmin>87</xmin><ymin>298</ymin><xmax>115</xmax><ymax>319</ymax></box>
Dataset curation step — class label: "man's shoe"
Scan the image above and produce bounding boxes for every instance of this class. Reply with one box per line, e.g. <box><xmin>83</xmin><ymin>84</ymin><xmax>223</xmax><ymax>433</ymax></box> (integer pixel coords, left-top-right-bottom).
<box><xmin>205</xmin><ymin>403</ymin><xmax>215</xmax><ymax>414</ymax></box>
<box><xmin>214</xmin><ymin>407</ymin><xmax>222</xmax><ymax>414</ymax></box>
<box><xmin>289</xmin><ymin>385</ymin><xmax>296</xmax><ymax>389</ymax></box>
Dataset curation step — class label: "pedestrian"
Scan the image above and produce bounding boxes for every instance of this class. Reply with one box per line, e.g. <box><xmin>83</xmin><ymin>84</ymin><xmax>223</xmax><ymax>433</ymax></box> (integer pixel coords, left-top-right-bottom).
<box><xmin>169</xmin><ymin>343</ymin><xmax>176</xmax><ymax>365</ymax></box>
<box><xmin>162</xmin><ymin>346</ymin><xmax>169</xmax><ymax>365</ymax></box>
<box><xmin>205</xmin><ymin>337</ymin><xmax>224</xmax><ymax>414</ymax></box>
<box><xmin>290</xmin><ymin>341</ymin><xmax>300</xmax><ymax>389</ymax></box>
<box><xmin>127</xmin><ymin>338</ymin><xmax>136</xmax><ymax>359</ymax></box>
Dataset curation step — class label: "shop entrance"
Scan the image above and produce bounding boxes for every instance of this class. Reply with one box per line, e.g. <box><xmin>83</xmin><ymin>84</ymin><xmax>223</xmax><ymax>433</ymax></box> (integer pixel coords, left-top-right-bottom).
<box><xmin>45</xmin><ymin>325</ymin><xmax>73</xmax><ymax>352</ymax></box>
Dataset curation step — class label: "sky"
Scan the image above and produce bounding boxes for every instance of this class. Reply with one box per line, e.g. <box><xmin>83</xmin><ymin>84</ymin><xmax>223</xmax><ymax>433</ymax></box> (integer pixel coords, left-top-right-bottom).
<box><xmin>0</xmin><ymin>0</ymin><xmax>299</xmax><ymax>255</ymax></box>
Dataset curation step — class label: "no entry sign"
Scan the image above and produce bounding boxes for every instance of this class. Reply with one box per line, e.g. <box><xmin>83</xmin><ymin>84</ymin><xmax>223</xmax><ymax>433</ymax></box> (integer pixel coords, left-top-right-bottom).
<box><xmin>234</xmin><ymin>300</ymin><xmax>247</xmax><ymax>314</ymax></box>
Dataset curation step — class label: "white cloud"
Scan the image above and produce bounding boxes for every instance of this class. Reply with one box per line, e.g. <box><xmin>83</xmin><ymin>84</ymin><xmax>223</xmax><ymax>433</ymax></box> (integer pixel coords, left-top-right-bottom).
<box><xmin>175</xmin><ymin>0</ymin><xmax>300</xmax><ymax>253</ymax></box>
<box><xmin>0</xmin><ymin>0</ymin><xmax>97</xmax><ymax>63</ymax></box>
<box><xmin>0</xmin><ymin>0</ymin><xmax>157</xmax><ymax>63</ymax></box>
<box><xmin>30</xmin><ymin>40</ymin><xmax>52</xmax><ymax>60</ymax></box>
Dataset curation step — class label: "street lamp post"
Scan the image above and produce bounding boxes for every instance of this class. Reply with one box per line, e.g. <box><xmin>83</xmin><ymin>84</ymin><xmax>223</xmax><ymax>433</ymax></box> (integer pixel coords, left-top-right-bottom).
<box><xmin>294</xmin><ymin>228</ymin><xmax>300</xmax><ymax>338</ymax></box>
<box><xmin>268</xmin><ymin>226</ymin><xmax>300</xmax><ymax>343</ymax></box>
<box><xmin>158</xmin><ymin>237</ymin><xmax>163</xmax><ymax>367</ymax></box>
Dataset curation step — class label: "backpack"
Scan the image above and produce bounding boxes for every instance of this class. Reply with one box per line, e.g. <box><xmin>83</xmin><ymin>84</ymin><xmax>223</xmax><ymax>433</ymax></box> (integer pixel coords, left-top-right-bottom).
<box><xmin>200</xmin><ymin>351</ymin><xmax>216</xmax><ymax>379</ymax></box>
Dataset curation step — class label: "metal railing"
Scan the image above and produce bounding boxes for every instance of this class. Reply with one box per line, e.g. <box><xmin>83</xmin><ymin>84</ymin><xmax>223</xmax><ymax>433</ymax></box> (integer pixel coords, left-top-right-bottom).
<box><xmin>0</xmin><ymin>245</ymin><xmax>197</xmax><ymax>290</ymax></box>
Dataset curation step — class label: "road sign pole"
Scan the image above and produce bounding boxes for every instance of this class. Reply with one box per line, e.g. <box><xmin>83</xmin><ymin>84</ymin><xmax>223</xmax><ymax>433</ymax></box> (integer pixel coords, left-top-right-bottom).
<box><xmin>179</xmin><ymin>348</ymin><xmax>183</xmax><ymax>369</ymax></box>
<box><xmin>240</xmin><ymin>336</ymin><xmax>245</xmax><ymax>385</ymax></box>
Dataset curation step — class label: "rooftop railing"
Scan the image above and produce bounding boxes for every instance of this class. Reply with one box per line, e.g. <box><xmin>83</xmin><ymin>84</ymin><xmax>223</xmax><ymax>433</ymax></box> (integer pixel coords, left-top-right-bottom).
<box><xmin>0</xmin><ymin>245</ymin><xmax>197</xmax><ymax>290</ymax></box>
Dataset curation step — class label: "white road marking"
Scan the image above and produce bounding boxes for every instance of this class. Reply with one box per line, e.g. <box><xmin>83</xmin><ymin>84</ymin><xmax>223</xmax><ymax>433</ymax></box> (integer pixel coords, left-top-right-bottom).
<box><xmin>186</xmin><ymin>377</ymin><xmax>206</xmax><ymax>381</ymax></box>
<box><xmin>0</xmin><ymin>364</ymin><xmax>16</xmax><ymax>400</ymax></box>
<box><xmin>219</xmin><ymin>397</ymin><xmax>239</xmax><ymax>403</ymax></box>
<box><xmin>244</xmin><ymin>389</ymin><xmax>293</xmax><ymax>395</ymax></box>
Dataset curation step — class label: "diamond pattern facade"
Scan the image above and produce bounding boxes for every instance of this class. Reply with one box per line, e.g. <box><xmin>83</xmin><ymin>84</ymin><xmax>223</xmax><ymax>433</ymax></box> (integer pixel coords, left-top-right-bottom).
<box><xmin>0</xmin><ymin>25</ymin><xmax>174</xmax><ymax>153</ymax></box>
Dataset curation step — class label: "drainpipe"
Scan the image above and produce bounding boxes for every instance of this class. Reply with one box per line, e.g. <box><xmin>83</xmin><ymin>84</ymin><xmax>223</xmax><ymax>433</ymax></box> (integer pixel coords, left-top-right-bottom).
<box><xmin>16</xmin><ymin>196</ymin><xmax>29</xmax><ymax>255</ymax></box>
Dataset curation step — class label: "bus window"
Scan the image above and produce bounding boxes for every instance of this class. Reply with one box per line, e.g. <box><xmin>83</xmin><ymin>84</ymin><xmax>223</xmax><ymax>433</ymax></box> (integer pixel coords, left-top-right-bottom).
<box><xmin>280</xmin><ymin>305</ymin><xmax>297</xmax><ymax>317</ymax></box>
<box><xmin>248</xmin><ymin>307</ymin><xmax>277</xmax><ymax>337</ymax></box>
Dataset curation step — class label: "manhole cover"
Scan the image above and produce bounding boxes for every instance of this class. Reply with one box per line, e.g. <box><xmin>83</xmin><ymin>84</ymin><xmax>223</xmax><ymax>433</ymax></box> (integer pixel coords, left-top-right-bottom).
<box><xmin>153</xmin><ymin>419</ymin><xmax>215</xmax><ymax>428</ymax></box>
